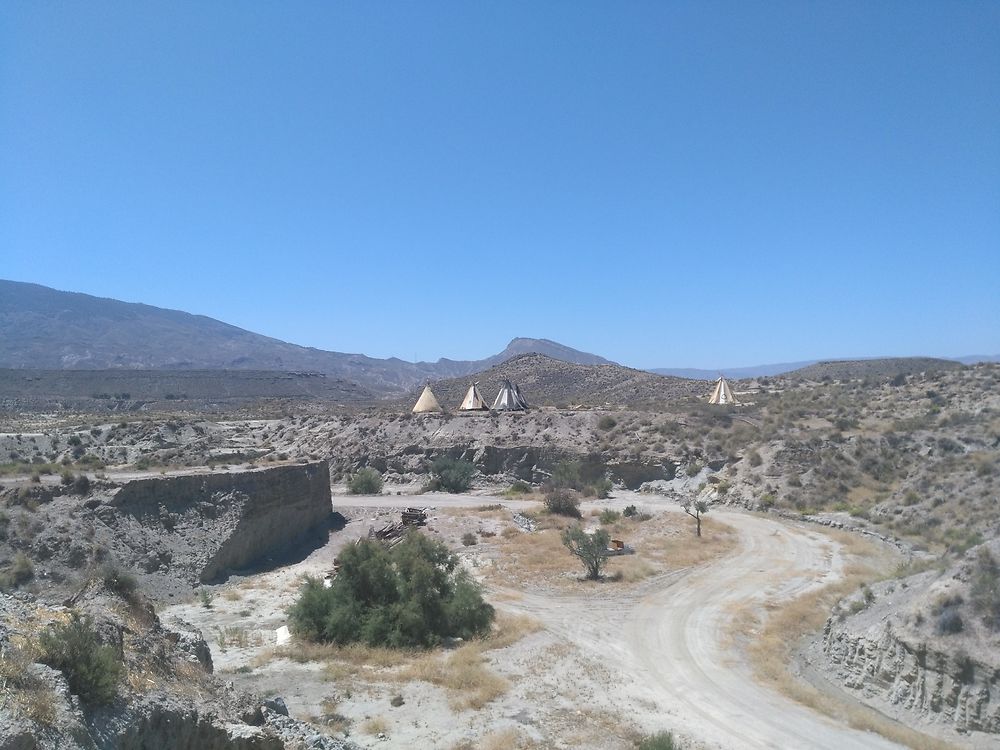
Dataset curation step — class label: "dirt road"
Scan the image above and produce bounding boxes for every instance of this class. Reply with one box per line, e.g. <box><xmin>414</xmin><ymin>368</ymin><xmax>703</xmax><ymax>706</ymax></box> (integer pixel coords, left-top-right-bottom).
<box><xmin>352</xmin><ymin>493</ymin><xmax>906</xmax><ymax>749</ymax></box>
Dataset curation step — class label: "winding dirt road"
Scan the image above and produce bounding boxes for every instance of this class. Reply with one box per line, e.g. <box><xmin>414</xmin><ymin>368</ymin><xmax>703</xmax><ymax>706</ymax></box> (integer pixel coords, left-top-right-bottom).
<box><xmin>392</xmin><ymin>494</ymin><xmax>907</xmax><ymax>749</ymax></box>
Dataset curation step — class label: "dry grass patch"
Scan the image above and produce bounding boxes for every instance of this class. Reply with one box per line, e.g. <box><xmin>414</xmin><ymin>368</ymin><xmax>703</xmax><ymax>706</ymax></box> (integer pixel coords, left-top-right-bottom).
<box><xmin>451</xmin><ymin>728</ymin><xmax>538</xmax><ymax>750</ymax></box>
<box><xmin>360</xmin><ymin>715</ymin><xmax>389</xmax><ymax>735</ymax></box>
<box><xmin>489</xmin><ymin>527</ymin><xmax>574</xmax><ymax>586</ymax></box>
<box><xmin>401</xmin><ymin>643</ymin><xmax>508</xmax><ymax>710</ymax></box>
<box><xmin>737</xmin><ymin>530</ymin><xmax>954</xmax><ymax>750</ymax></box>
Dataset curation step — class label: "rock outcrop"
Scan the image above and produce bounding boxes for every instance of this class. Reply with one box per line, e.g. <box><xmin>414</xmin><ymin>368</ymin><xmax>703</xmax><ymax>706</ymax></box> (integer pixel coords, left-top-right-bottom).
<box><xmin>813</xmin><ymin>555</ymin><xmax>1000</xmax><ymax>740</ymax></box>
<box><xmin>106</xmin><ymin>462</ymin><xmax>332</xmax><ymax>585</ymax></box>
<box><xmin>823</xmin><ymin>617</ymin><xmax>1000</xmax><ymax>733</ymax></box>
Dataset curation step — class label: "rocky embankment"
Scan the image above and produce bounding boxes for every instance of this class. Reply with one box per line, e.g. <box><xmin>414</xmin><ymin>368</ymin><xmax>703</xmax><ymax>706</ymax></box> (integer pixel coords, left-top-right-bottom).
<box><xmin>2</xmin><ymin>462</ymin><xmax>332</xmax><ymax>601</ymax></box>
<box><xmin>317</xmin><ymin>411</ymin><xmax>677</xmax><ymax>488</ymax></box>
<box><xmin>808</xmin><ymin>547</ymin><xmax>1000</xmax><ymax>742</ymax></box>
<box><xmin>0</xmin><ymin>590</ymin><xmax>355</xmax><ymax>750</ymax></box>
<box><xmin>107</xmin><ymin>462</ymin><xmax>332</xmax><ymax>584</ymax></box>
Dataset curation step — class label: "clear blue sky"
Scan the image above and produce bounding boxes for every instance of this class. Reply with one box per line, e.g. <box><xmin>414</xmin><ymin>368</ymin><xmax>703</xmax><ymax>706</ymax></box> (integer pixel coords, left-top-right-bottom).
<box><xmin>2</xmin><ymin>2</ymin><xmax>998</xmax><ymax>368</ymax></box>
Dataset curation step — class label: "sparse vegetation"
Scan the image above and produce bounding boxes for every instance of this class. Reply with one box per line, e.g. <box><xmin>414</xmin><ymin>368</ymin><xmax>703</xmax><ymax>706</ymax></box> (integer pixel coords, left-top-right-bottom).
<box><xmin>425</xmin><ymin>457</ymin><xmax>476</xmax><ymax>493</ymax></box>
<box><xmin>0</xmin><ymin>552</ymin><xmax>35</xmax><ymax>590</ymax></box>
<box><xmin>636</xmin><ymin>731</ymin><xmax>681</xmax><ymax>750</ymax></box>
<box><xmin>38</xmin><ymin>613</ymin><xmax>123</xmax><ymax>705</ymax></box>
<box><xmin>970</xmin><ymin>548</ymin><xmax>1000</xmax><ymax>629</ymax></box>
<box><xmin>544</xmin><ymin>487</ymin><xmax>581</xmax><ymax>518</ymax></box>
<box><xmin>347</xmin><ymin>467</ymin><xmax>384</xmax><ymax>494</ymax></box>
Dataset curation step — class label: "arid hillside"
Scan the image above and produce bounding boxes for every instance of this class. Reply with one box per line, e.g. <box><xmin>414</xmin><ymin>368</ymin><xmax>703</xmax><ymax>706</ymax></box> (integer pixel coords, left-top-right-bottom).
<box><xmin>407</xmin><ymin>353</ymin><xmax>707</xmax><ymax>410</ymax></box>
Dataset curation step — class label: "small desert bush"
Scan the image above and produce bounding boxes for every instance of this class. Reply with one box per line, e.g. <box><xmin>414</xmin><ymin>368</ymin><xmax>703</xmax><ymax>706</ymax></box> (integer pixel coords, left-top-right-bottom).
<box><xmin>98</xmin><ymin>561</ymin><xmax>138</xmax><ymax>600</ymax></box>
<box><xmin>347</xmin><ymin>467</ymin><xmax>383</xmax><ymax>495</ymax></box>
<box><xmin>970</xmin><ymin>549</ymin><xmax>1000</xmax><ymax>629</ymax></box>
<box><xmin>597</xmin><ymin>415</ymin><xmax>617</xmax><ymax>430</ymax></box>
<box><xmin>933</xmin><ymin>595</ymin><xmax>965</xmax><ymax>635</ymax></box>
<box><xmin>637</xmin><ymin>731</ymin><xmax>681</xmax><ymax>750</ymax></box>
<box><xmin>461</xmin><ymin>532</ymin><xmax>478</xmax><ymax>546</ymax></box>
<box><xmin>39</xmin><ymin>613</ymin><xmax>123</xmax><ymax>705</ymax></box>
<box><xmin>504</xmin><ymin>480</ymin><xmax>531</xmax><ymax>495</ymax></box>
<box><xmin>0</xmin><ymin>552</ymin><xmax>34</xmax><ymax>590</ymax></box>
<box><xmin>426</xmin><ymin>457</ymin><xmax>476</xmax><ymax>493</ymax></box>
<box><xmin>599</xmin><ymin>508</ymin><xmax>621</xmax><ymax>524</ymax></box>
<box><xmin>544</xmin><ymin>487</ymin><xmax>581</xmax><ymax>518</ymax></box>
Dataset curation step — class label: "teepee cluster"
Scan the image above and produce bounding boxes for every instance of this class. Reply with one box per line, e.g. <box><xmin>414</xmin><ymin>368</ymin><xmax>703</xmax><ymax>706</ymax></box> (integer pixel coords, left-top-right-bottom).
<box><xmin>412</xmin><ymin>379</ymin><xmax>528</xmax><ymax>414</ymax></box>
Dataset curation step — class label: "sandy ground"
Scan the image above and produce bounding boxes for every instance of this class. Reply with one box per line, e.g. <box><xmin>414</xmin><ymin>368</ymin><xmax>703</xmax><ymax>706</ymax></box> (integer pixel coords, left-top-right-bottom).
<box><xmin>161</xmin><ymin>491</ymin><xmax>912</xmax><ymax>750</ymax></box>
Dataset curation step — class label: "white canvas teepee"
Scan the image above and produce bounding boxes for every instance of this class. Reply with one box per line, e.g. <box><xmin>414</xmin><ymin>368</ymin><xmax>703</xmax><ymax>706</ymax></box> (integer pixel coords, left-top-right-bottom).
<box><xmin>412</xmin><ymin>385</ymin><xmax>443</xmax><ymax>413</ymax></box>
<box><xmin>493</xmin><ymin>379</ymin><xmax>527</xmax><ymax>411</ymax></box>
<box><xmin>459</xmin><ymin>382</ymin><xmax>489</xmax><ymax>411</ymax></box>
<box><xmin>708</xmin><ymin>376</ymin><xmax>740</xmax><ymax>405</ymax></box>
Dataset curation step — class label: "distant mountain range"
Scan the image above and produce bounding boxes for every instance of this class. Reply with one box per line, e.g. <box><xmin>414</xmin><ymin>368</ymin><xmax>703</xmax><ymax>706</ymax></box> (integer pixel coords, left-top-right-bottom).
<box><xmin>0</xmin><ymin>280</ymin><xmax>611</xmax><ymax>393</ymax></box>
<box><xmin>0</xmin><ymin>280</ymin><xmax>994</xmax><ymax>393</ymax></box>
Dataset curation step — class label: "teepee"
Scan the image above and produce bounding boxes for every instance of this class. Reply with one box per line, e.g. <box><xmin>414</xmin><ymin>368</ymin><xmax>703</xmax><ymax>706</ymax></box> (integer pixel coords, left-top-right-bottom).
<box><xmin>459</xmin><ymin>382</ymin><xmax>489</xmax><ymax>411</ymax></box>
<box><xmin>708</xmin><ymin>376</ymin><xmax>740</xmax><ymax>405</ymax></box>
<box><xmin>493</xmin><ymin>379</ymin><xmax>528</xmax><ymax>411</ymax></box>
<box><xmin>412</xmin><ymin>384</ymin><xmax>443</xmax><ymax>413</ymax></box>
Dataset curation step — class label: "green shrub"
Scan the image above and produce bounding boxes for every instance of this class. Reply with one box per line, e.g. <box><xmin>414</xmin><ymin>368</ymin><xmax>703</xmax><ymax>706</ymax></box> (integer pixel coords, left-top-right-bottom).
<box><xmin>461</xmin><ymin>532</ymin><xmax>478</xmax><ymax>546</ymax></box>
<box><xmin>591</xmin><ymin>478</ymin><xmax>613</xmax><ymax>499</ymax></box>
<box><xmin>73</xmin><ymin>474</ymin><xmax>91</xmax><ymax>495</ymax></box>
<box><xmin>427</xmin><ymin>457</ymin><xmax>476</xmax><ymax>493</ymax></box>
<box><xmin>597</xmin><ymin>415</ymin><xmax>617</xmax><ymax>431</ymax></box>
<box><xmin>637</xmin><ymin>730</ymin><xmax>681</xmax><ymax>750</ymax></box>
<box><xmin>38</xmin><ymin>613</ymin><xmax>123</xmax><ymax>705</ymax></box>
<box><xmin>970</xmin><ymin>549</ymin><xmax>1000</xmax><ymax>629</ymax></box>
<box><xmin>347</xmin><ymin>468</ymin><xmax>384</xmax><ymax>495</ymax></box>
<box><xmin>505</xmin><ymin>480</ymin><xmax>531</xmax><ymax>495</ymax></box>
<box><xmin>936</xmin><ymin>606</ymin><xmax>964</xmax><ymax>635</ymax></box>
<box><xmin>99</xmin><ymin>562</ymin><xmax>138</xmax><ymax>600</ymax></box>
<box><xmin>60</xmin><ymin>470</ymin><xmax>75</xmax><ymax>485</ymax></box>
<box><xmin>0</xmin><ymin>552</ymin><xmax>34</xmax><ymax>590</ymax></box>
<box><xmin>289</xmin><ymin>532</ymin><xmax>494</xmax><ymax>648</ymax></box>
<box><xmin>599</xmin><ymin>508</ymin><xmax>621</xmax><ymax>525</ymax></box>
<box><xmin>623</xmin><ymin>504</ymin><xmax>638</xmax><ymax>517</ymax></box>
<box><xmin>544</xmin><ymin>488</ymin><xmax>581</xmax><ymax>518</ymax></box>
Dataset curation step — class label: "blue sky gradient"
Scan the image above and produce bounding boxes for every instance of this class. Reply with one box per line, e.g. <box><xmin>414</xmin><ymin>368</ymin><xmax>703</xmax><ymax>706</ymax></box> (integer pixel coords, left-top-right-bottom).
<box><xmin>2</xmin><ymin>2</ymin><xmax>998</xmax><ymax>368</ymax></box>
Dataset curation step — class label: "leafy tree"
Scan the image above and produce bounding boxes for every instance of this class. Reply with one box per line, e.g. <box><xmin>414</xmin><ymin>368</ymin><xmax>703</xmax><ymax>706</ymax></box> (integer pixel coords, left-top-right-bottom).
<box><xmin>289</xmin><ymin>532</ymin><xmax>494</xmax><ymax>648</ymax></box>
<box><xmin>681</xmin><ymin>498</ymin><xmax>709</xmax><ymax>537</ymax></box>
<box><xmin>39</xmin><ymin>613</ymin><xmax>123</xmax><ymax>705</ymax></box>
<box><xmin>427</xmin><ymin>457</ymin><xmax>476</xmax><ymax>493</ymax></box>
<box><xmin>561</xmin><ymin>525</ymin><xmax>610</xmax><ymax>580</ymax></box>
<box><xmin>347</xmin><ymin>467</ymin><xmax>384</xmax><ymax>495</ymax></box>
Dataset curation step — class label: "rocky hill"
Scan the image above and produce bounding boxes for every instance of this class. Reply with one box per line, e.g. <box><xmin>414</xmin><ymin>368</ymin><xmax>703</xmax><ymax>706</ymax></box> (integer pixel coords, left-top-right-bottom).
<box><xmin>0</xmin><ymin>281</ymin><xmax>610</xmax><ymax>394</ymax></box>
<box><xmin>783</xmin><ymin>357</ymin><xmax>963</xmax><ymax>382</ymax></box>
<box><xmin>409</xmin><ymin>353</ymin><xmax>706</xmax><ymax>410</ymax></box>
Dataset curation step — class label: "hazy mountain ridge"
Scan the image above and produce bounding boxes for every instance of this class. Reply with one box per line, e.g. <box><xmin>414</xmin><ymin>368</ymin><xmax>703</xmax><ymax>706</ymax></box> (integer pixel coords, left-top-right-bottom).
<box><xmin>0</xmin><ymin>281</ymin><xmax>610</xmax><ymax>393</ymax></box>
<box><xmin>2</xmin><ymin>281</ymin><xmax>992</xmax><ymax>394</ymax></box>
